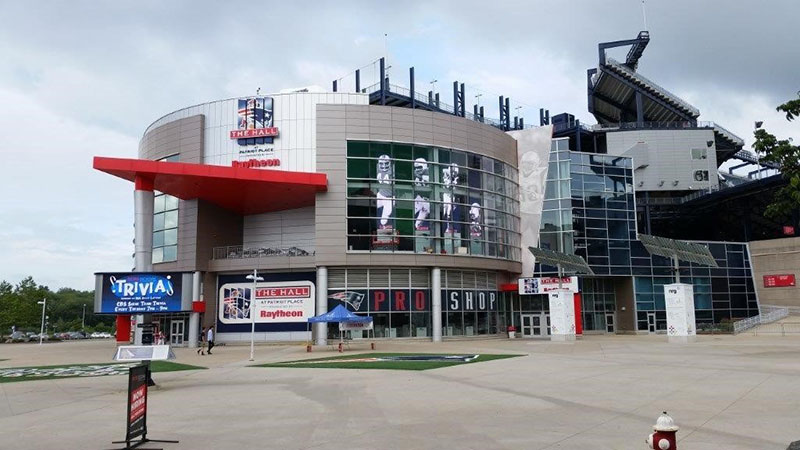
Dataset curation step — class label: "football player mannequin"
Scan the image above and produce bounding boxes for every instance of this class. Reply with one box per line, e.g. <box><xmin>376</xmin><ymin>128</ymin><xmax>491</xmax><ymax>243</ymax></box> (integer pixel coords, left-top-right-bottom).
<box><xmin>413</xmin><ymin>158</ymin><xmax>430</xmax><ymax>230</ymax></box>
<box><xmin>376</xmin><ymin>154</ymin><xmax>394</xmax><ymax>230</ymax></box>
<box><xmin>442</xmin><ymin>163</ymin><xmax>459</xmax><ymax>232</ymax></box>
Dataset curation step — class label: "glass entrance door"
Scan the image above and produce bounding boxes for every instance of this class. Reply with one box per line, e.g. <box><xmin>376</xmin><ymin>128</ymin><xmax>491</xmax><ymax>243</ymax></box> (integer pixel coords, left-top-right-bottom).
<box><xmin>170</xmin><ymin>320</ymin><xmax>184</xmax><ymax>345</ymax></box>
<box><xmin>647</xmin><ymin>312</ymin><xmax>656</xmax><ymax>333</ymax></box>
<box><xmin>521</xmin><ymin>314</ymin><xmax>549</xmax><ymax>337</ymax></box>
<box><xmin>521</xmin><ymin>315</ymin><xmax>533</xmax><ymax>337</ymax></box>
<box><xmin>605</xmin><ymin>313</ymin><xmax>615</xmax><ymax>333</ymax></box>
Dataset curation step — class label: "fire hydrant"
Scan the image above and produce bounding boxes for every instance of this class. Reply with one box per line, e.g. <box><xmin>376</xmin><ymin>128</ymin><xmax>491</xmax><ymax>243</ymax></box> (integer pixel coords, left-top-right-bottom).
<box><xmin>647</xmin><ymin>411</ymin><xmax>679</xmax><ymax>449</ymax></box>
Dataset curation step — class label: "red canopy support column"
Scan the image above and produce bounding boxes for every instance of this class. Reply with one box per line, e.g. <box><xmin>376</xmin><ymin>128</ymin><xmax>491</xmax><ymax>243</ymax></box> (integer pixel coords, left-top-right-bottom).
<box><xmin>116</xmin><ymin>315</ymin><xmax>131</xmax><ymax>343</ymax></box>
<box><xmin>132</xmin><ymin>174</ymin><xmax>154</xmax><ymax>345</ymax></box>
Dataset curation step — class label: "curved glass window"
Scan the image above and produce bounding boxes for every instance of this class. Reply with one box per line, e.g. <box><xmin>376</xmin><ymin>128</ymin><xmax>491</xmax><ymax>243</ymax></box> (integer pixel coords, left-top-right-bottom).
<box><xmin>346</xmin><ymin>141</ymin><xmax>520</xmax><ymax>261</ymax></box>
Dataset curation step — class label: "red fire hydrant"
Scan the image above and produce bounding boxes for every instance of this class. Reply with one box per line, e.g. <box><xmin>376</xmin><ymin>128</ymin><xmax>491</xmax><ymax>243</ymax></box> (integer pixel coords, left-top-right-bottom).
<box><xmin>647</xmin><ymin>411</ymin><xmax>679</xmax><ymax>449</ymax></box>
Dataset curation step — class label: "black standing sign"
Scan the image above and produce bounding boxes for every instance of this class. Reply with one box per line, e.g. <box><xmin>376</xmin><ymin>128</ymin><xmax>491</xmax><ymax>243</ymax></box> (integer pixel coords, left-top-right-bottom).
<box><xmin>126</xmin><ymin>364</ymin><xmax>148</xmax><ymax>441</ymax></box>
<box><xmin>112</xmin><ymin>364</ymin><xmax>178</xmax><ymax>449</ymax></box>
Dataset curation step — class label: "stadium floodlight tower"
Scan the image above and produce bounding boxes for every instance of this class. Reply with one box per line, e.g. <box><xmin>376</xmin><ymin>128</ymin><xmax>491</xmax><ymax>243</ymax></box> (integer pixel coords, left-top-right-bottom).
<box><xmin>528</xmin><ymin>247</ymin><xmax>594</xmax><ymax>342</ymax></box>
<box><xmin>638</xmin><ymin>234</ymin><xmax>719</xmax><ymax>343</ymax></box>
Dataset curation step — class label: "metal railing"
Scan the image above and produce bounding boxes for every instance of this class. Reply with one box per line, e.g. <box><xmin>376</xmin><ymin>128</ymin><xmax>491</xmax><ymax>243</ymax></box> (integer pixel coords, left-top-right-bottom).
<box><xmin>212</xmin><ymin>245</ymin><xmax>314</xmax><ymax>260</ymax></box>
<box><xmin>364</xmin><ymin>82</ymin><xmax>524</xmax><ymax>130</ymax></box>
<box><xmin>733</xmin><ymin>306</ymin><xmax>790</xmax><ymax>334</ymax></box>
<box><xmin>746</xmin><ymin>322</ymin><xmax>800</xmax><ymax>336</ymax></box>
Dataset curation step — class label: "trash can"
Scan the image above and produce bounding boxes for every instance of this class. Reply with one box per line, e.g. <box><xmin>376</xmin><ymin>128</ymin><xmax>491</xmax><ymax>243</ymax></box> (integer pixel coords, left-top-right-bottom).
<box><xmin>507</xmin><ymin>326</ymin><xmax>516</xmax><ymax>339</ymax></box>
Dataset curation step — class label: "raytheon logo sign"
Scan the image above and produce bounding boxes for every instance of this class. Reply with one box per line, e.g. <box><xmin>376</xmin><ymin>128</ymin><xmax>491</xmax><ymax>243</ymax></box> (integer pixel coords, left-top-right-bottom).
<box><xmin>230</xmin><ymin>97</ymin><xmax>279</xmax><ymax>140</ymax></box>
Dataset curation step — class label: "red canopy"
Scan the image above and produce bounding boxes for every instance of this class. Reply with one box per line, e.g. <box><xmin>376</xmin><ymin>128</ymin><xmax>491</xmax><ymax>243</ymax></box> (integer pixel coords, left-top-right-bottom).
<box><xmin>93</xmin><ymin>157</ymin><xmax>327</xmax><ymax>215</ymax></box>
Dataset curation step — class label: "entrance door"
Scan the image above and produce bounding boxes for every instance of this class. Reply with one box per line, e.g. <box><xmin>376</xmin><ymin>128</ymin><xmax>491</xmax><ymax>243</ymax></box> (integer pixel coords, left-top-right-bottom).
<box><xmin>170</xmin><ymin>320</ymin><xmax>184</xmax><ymax>345</ymax></box>
<box><xmin>521</xmin><ymin>314</ymin><xmax>549</xmax><ymax>337</ymax></box>
<box><xmin>605</xmin><ymin>313</ymin><xmax>615</xmax><ymax>333</ymax></box>
<box><xmin>521</xmin><ymin>315</ymin><xmax>533</xmax><ymax>337</ymax></box>
<box><xmin>647</xmin><ymin>312</ymin><xmax>656</xmax><ymax>333</ymax></box>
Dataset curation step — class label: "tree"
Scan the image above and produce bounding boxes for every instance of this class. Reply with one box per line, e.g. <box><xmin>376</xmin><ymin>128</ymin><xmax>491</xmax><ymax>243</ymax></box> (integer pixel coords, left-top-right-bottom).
<box><xmin>754</xmin><ymin>92</ymin><xmax>800</xmax><ymax>221</ymax></box>
<box><xmin>0</xmin><ymin>276</ymin><xmax>114</xmax><ymax>335</ymax></box>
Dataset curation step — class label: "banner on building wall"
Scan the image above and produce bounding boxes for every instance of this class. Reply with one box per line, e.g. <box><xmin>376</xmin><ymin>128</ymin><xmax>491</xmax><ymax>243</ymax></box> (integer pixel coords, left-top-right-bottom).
<box><xmin>94</xmin><ymin>272</ymin><xmax>193</xmax><ymax>314</ymax></box>
<box><xmin>518</xmin><ymin>277</ymin><xmax>578</xmax><ymax>295</ymax></box>
<box><xmin>218</xmin><ymin>280</ymin><xmax>315</xmax><ymax>324</ymax></box>
<box><xmin>327</xmin><ymin>289</ymin><xmax>430</xmax><ymax>313</ymax></box>
<box><xmin>507</xmin><ymin>126</ymin><xmax>554</xmax><ymax>276</ymax></box>
<box><xmin>443</xmin><ymin>290</ymin><xmax>498</xmax><ymax>312</ymax></box>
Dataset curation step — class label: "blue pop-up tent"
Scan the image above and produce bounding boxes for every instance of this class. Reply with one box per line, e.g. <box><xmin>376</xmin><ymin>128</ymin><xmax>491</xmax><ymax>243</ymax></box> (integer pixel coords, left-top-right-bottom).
<box><xmin>307</xmin><ymin>305</ymin><xmax>372</xmax><ymax>324</ymax></box>
<box><xmin>306</xmin><ymin>305</ymin><xmax>373</xmax><ymax>349</ymax></box>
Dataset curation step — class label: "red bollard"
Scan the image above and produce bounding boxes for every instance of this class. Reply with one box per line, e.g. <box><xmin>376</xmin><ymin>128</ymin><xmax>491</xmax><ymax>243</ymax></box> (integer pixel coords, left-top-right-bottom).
<box><xmin>370</xmin><ymin>342</ymin><xmax>375</xmax><ymax>350</ymax></box>
<box><xmin>338</xmin><ymin>342</ymin><xmax>343</xmax><ymax>353</ymax></box>
<box><xmin>306</xmin><ymin>344</ymin><xmax>312</xmax><ymax>352</ymax></box>
<box><xmin>647</xmin><ymin>412</ymin><xmax>679</xmax><ymax>449</ymax></box>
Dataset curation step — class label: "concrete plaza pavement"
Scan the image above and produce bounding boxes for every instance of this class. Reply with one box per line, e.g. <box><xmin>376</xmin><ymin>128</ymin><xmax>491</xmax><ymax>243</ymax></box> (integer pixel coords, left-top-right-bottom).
<box><xmin>1</xmin><ymin>334</ymin><xmax>799</xmax><ymax>449</ymax></box>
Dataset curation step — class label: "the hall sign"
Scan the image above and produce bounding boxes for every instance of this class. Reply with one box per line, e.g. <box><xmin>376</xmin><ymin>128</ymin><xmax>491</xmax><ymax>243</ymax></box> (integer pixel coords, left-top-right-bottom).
<box><xmin>230</xmin><ymin>97</ymin><xmax>279</xmax><ymax>139</ymax></box>
<box><xmin>94</xmin><ymin>272</ymin><xmax>194</xmax><ymax>314</ymax></box>
<box><xmin>763</xmin><ymin>274</ymin><xmax>795</xmax><ymax>288</ymax></box>
<box><xmin>518</xmin><ymin>277</ymin><xmax>578</xmax><ymax>295</ymax></box>
<box><xmin>218</xmin><ymin>281</ymin><xmax>315</xmax><ymax>324</ymax></box>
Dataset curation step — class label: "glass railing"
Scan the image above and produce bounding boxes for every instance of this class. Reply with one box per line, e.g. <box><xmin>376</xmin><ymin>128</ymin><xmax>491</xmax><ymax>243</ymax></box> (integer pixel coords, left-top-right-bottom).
<box><xmin>212</xmin><ymin>245</ymin><xmax>314</xmax><ymax>260</ymax></box>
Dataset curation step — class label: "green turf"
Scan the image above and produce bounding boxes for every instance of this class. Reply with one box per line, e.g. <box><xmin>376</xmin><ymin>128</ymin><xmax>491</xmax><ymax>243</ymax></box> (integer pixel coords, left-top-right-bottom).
<box><xmin>255</xmin><ymin>352</ymin><xmax>523</xmax><ymax>371</ymax></box>
<box><xmin>0</xmin><ymin>361</ymin><xmax>206</xmax><ymax>383</ymax></box>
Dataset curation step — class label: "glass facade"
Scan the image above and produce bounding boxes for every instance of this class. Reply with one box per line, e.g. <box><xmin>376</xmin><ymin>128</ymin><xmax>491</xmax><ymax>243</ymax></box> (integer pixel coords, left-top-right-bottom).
<box><xmin>327</xmin><ymin>268</ymin><xmax>432</xmax><ymax>339</ymax></box>
<box><xmin>633</xmin><ymin>241</ymin><xmax>759</xmax><ymax>331</ymax></box>
<box><xmin>346</xmin><ymin>141</ymin><xmax>521</xmax><ymax>260</ymax></box>
<box><xmin>152</xmin><ymin>154</ymin><xmax>179</xmax><ymax>264</ymax></box>
<box><xmin>326</xmin><ymin>268</ymin><xmax>502</xmax><ymax>338</ymax></box>
<box><xmin>539</xmin><ymin>139</ymin><xmax>636</xmax><ymax>275</ymax></box>
<box><xmin>535</xmin><ymin>138</ymin><xmax>759</xmax><ymax>330</ymax></box>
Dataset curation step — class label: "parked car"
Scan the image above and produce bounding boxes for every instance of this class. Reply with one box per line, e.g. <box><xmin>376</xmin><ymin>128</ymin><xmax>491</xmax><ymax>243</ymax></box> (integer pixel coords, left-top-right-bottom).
<box><xmin>68</xmin><ymin>331</ymin><xmax>86</xmax><ymax>340</ymax></box>
<box><xmin>57</xmin><ymin>332</ymin><xmax>71</xmax><ymax>340</ymax></box>
<box><xmin>90</xmin><ymin>331</ymin><xmax>103</xmax><ymax>338</ymax></box>
<box><xmin>9</xmin><ymin>331</ymin><xmax>30</xmax><ymax>342</ymax></box>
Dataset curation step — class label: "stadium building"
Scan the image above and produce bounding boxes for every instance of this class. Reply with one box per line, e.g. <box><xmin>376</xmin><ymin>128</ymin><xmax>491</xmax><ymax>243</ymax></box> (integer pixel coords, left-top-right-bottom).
<box><xmin>95</xmin><ymin>32</ymin><xmax>786</xmax><ymax>346</ymax></box>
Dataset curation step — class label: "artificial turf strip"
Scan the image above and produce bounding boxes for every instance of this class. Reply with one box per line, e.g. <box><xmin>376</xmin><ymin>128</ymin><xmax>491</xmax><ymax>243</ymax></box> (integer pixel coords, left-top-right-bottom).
<box><xmin>255</xmin><ymin>353</ymin><xmax>523</xmax><ymax>371</ymax></box>
<box><xmin>0</xmin><ymin>361</ymin><xmax>206</xmax><ymax>383</ymax></box>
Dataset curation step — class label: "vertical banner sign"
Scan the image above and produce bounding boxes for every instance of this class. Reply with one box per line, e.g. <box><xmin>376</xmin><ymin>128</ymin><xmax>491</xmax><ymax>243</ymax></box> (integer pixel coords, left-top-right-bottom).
<box><xmin>126</xmin><ymin>365</ymin><xmax>148</xmax><ymax>441</ymax></box>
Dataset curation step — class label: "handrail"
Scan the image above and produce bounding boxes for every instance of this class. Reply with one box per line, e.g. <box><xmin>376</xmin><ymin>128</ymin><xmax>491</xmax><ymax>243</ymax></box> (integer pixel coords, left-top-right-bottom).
<box><xmin>733</xmin><ymin>306</ymin><xmax>789</xmax><ymax>334</ymax></box>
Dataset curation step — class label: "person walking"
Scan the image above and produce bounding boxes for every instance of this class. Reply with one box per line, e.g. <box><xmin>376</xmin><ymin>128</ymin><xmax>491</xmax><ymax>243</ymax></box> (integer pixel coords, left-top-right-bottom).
<box><xmin>197</xmin><ymin>326</ymin><xmax>206</xmax><ymax>355</ymax></box>
<box><xmin>207</xmin><ymin>326</ymin><xmax>215</xmax><ymax>355</ymax></box>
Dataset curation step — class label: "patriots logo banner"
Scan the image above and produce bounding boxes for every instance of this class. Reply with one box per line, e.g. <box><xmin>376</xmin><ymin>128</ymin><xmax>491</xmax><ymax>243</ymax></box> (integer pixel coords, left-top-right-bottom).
<box><xmin>328</xmin><ymin>291</ymin><xmax>365</xmax><ymax>311</ymax></box>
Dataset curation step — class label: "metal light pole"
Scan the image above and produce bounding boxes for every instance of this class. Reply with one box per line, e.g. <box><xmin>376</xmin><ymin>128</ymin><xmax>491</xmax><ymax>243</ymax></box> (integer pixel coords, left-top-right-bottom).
<box><xmin>37</xmin><ymin>299</ymin><xmax>46</xmax><ymax>345</ymax></box>
<box><xmin>245</xmin><ymin>269</ymin><xmax>264</xmax><ymax>361</ymax></box>
<box><xmin>82</xmin><ymin>304</ymin><xmax>86</xmax><ymax>330</ymax></box>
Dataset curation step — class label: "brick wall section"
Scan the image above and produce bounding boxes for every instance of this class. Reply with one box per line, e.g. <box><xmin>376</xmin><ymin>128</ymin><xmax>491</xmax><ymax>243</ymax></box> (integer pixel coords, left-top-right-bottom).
<box><xmin>749</xmin><ymin>237</ymin><xmax>800</xmax><ymax>308</ymax></box>
<box><xmin>315</xmin><ymin>104</ymin><xmax>521</xmax><ymax>274</ymax></box>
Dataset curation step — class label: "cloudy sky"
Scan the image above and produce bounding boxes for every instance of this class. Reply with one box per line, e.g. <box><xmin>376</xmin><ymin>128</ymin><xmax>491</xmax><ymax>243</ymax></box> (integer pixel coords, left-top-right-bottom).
<box><xmin>0</xmin><ymin>1</ymin><xmax>797</xmax><ymax>291</ymax></box>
